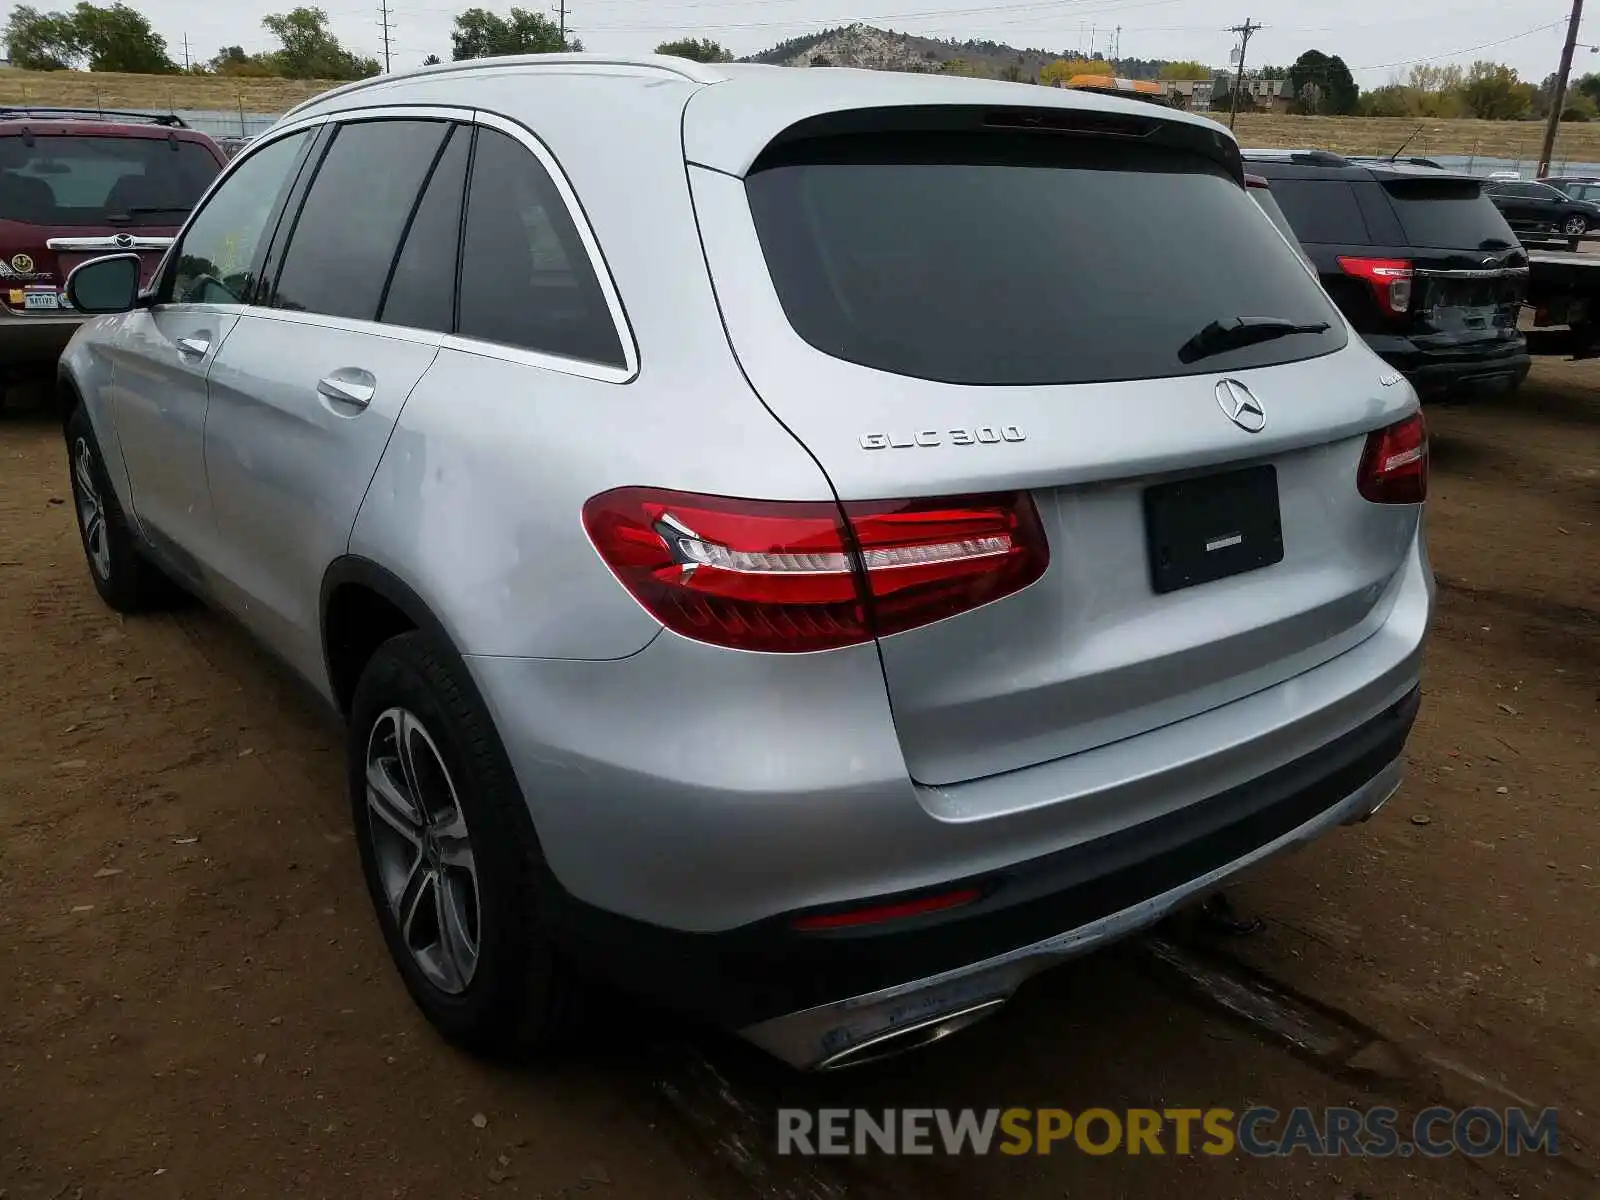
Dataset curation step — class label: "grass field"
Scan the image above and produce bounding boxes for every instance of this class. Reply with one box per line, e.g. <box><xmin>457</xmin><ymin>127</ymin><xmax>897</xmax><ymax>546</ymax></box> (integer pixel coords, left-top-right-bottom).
<box><xmin>4</xmin><ymin>67</ymin><xmax>1599</xmax><ymax>164</ymax></box>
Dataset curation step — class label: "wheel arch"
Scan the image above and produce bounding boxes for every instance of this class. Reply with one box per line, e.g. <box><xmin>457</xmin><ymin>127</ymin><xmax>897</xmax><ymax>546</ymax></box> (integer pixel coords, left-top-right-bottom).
<box><xmin>321</xmin><ymin>557</ymin><xmax>466</xmax><ymax>717</ymax></box>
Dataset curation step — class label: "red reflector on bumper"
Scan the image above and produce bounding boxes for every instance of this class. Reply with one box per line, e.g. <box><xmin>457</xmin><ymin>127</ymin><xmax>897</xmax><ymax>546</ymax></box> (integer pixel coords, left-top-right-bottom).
<box><xmin>790</xmin><ymin>887</ymin><xmax>983</xmax><ymax>931</ymax></box>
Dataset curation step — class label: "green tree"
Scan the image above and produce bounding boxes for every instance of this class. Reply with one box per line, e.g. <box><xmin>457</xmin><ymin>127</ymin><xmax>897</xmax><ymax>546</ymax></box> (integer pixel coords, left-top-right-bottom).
<box><xmin>1460</xmin><ymin>61</ymin><xmax>1535</xmax><ymax>120</ymax></box>
<box><xmin>1158</xmin><ymin>60</ymin><xmax>1210</xmax><ymax>81</ymax></box>
<box><xmin>1286</xmin><ymin>49</ymin><xmax>1359</xmax><ymax>115</ymax></box>
<box><xmin>71</xmin><ymin>2</ymin><xmax>174</xmax><ymax>72</ymax></box>
<box><xmin>262</xmin><ymin>7</ymin><xmax>380</xmax><ymax>79</ymax></box>
<box><xmin>451</xmin><ymin>7</ymin><xmax>578</xmax><ymax>60</ymax></box>
<box><xmin>209</xmin><ymin>44</ymin><xmax>279</xmax><ymax>77</ymax></box>
<box><xmin>1</xmin><ymin>5</ymin><xmax>81</xmax><ymax>70</ymax></box>
<box><xmin>654</xmin><ymin>37</ymin><xmax>732</xmax><ymax>63</ymax></box>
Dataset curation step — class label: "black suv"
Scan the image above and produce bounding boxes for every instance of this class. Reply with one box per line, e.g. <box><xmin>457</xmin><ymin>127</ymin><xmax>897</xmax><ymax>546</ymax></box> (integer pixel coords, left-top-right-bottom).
<box><xmin>1244</xmin><ymin>150</ymin><xmax>1530</xmax><ymax>400</ymax></box>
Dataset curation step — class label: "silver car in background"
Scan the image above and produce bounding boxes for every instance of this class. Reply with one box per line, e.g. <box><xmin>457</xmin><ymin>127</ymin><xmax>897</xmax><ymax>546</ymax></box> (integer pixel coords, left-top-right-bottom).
<box><xmin>57</xmin><ymin>56</ymin><xmax>1433</xmax><ymax>1071</ymax></box>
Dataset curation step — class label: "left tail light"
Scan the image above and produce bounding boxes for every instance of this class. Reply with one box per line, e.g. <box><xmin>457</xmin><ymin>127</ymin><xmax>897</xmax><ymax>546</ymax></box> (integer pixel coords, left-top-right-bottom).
<box><xmin>581</xmin><ymin>487</ymin><xmax>1049</xmax><ymax>652</ymax></box>
<box><xmin>1357</xmin><ymin>412</ymin><xmax>1428</xmax><ymax>504</ymax></box>
<box><xmin>1339</xmin><ymin>256</ymin><xmax>1414</xmax><ymax>319</ymax></box>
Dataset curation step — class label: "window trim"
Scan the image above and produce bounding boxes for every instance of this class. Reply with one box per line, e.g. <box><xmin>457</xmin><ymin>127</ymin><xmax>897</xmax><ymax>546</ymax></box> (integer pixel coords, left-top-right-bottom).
<box><xmin>163</xmin><ymin>103</ymin><xmax>639</xmax><ymax>384</ymax></box>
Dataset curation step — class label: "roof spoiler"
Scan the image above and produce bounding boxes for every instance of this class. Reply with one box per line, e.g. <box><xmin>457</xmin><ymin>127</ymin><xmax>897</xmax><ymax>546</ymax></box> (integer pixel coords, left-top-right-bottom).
<box><xmin>0</xmin><ymin>106</ymin><xmax>188</xmax><ymax>129</ymax></box>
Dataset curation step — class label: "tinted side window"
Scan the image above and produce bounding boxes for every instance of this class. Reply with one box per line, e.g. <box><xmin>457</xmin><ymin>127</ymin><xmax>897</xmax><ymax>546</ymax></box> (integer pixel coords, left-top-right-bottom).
<box><xmin>273</xmin><ymin>119</ymin><xmax>450</xmax><ymax>321</ymax></box>
<box><xmin>457</xmin><ymin>128</ymin><xmax>625</xmax><ymax>367</ymax></box>
<box><xmin>379</xmin><ymin>125</ymin><xmax>469</xmax><ymax>334</ymax></box>
<box><xmin>168</xmin><ymin>131</ymin><xmax>309</xmax><ymax>305</ymax></box>
<box><xmin>1268</xmin><ymin>179</ymin><xmax>1371</xmax><ymax>245</ymax></box>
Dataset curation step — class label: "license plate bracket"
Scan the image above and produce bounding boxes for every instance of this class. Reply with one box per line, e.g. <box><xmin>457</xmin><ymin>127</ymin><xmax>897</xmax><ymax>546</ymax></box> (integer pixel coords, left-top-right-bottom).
<box><xmin>1143</xmin><ymin>464</ymin><xmax>1284</xmax><ymax>595</ymax></box>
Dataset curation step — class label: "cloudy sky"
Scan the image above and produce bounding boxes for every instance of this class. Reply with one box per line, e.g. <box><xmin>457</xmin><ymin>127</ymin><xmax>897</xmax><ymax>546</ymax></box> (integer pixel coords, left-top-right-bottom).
<box><xmin>127</xmin><ymin>0</ymin><xmax>1576</xmax><ymax>85</ymax></box>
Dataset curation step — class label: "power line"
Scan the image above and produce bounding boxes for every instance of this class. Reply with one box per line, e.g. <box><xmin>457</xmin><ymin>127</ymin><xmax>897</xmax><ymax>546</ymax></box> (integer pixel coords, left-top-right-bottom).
<box><xmin>1351</xmin><ymin>17</ymin><xmax>1567</xmax><ymax>72</ymax></box>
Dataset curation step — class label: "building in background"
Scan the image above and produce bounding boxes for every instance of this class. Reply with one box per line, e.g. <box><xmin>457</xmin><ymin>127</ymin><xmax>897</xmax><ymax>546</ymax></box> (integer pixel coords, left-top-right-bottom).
<box><xmin>1156</xmin><ymin>79</ymin><xmax>1214</xmax><ymax>111</ymax></box>
<box><xmin>1213</xmin><ymin>72</ymin><xmax>1293</xmax><ymax>113</ymax></box>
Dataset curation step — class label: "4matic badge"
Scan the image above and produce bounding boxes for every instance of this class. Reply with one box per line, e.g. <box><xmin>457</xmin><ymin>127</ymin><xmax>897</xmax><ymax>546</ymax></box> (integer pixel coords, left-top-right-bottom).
<box><xmin>860</xmin><ymin>425</ymin><xmax>1026</xmax><ymax>450</ymax></box>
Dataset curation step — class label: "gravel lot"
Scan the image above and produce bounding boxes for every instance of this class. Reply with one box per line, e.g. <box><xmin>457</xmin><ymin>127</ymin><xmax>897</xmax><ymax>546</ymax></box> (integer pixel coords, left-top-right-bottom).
<box><xmin>1</xmin><ymin>361</ymin><xmax>1595</xmax><ymax>1199</ymax></box>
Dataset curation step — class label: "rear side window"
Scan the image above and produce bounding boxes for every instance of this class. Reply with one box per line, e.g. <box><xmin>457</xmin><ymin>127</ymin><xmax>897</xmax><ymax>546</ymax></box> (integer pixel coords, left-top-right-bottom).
<box><xmin>1267</xmin><ymin>179</ymin><xmax>1371</xmax><ymax>245</ymax></box>
<box><xmin>456</xmin><ymin>127</ymin><xmax>626</xmax><ymax>367</ymax></box>
<box><xmin>1382</xmin><ymin>180</ymin><xmax>1518</xmax><ymax>251</ymax></box>
<box><xmin>379</xmin><ymin>124</ymin><xmax>469</xmax><ymax>334</ymax></box>
<box><xmin>272</xmin><ymin>119</ymin><xmax>450</xmax><ymax>321</ymax></box>
<box><xmin>0</xmin><ymin>134</ymin><xmax>220</xmax><ymax>228</ymax></box>
<box><xmin>745</xmin><ymin>134</ymin><xmax>1344</xmax><ymax>386</ymax></box>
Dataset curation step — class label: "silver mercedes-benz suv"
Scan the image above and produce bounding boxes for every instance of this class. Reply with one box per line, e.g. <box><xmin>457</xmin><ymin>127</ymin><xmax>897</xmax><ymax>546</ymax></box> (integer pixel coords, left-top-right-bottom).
<box><xmin>56</xmin><ymin>55</ymin><xmax>1434</xmax><ymax>1071</ymax></box>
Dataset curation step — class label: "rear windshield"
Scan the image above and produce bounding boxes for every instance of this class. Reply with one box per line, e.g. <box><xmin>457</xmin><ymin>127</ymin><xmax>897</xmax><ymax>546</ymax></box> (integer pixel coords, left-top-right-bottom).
<box><xmin>745</xmin><ymin>134</ymin><xmax>1345</xmax><ymax>386</ymax></box>
<box><xmin>0</xmin><ymin>134</ymin><xmax>221</xmax><ymax>228</ymax></box>
<box><xmin>1382</xmin><ymin>179</ymin><xmax>1518</xmax><ymax>251</ymax></box>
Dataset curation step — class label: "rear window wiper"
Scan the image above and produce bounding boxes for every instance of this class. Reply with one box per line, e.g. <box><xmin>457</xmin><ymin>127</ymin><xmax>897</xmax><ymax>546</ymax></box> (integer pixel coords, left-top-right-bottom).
<box><xmin>1178</xmin><ymin>316</ymin><xmax>1331</xmax><ymax>364</ymax></box>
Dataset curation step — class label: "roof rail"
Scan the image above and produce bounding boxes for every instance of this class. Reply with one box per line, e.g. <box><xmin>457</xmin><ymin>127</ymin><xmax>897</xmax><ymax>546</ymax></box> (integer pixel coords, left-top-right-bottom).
<box><xmin>0</xmin><ymin>106</ymin><xmax>188</xmax><ymax>128</ymax></box>
<box><xmin>282</xmin><ymin>52</ymin><xmax>727</xmax><ymax>120</ymax></box>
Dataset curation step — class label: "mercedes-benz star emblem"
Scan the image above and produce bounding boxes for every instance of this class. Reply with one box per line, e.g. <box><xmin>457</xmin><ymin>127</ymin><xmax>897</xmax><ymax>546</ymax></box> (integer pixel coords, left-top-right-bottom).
<box><xmin>1214</xmin><ymin>379</ymin><xmax>1267</xmax><ymax>433</ymax></box>
<box><xmin>115</xmin><ymin>234</ymin><xmax>134</xmax><ymax>249</ymax></box>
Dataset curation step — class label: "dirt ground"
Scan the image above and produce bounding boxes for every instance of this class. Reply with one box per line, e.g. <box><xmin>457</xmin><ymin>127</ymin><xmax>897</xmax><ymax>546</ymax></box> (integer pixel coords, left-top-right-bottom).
<box><xmin>1</xmin><ymin>362</ymin><xmax>1596</xmax><ymax>1199</ymax></box>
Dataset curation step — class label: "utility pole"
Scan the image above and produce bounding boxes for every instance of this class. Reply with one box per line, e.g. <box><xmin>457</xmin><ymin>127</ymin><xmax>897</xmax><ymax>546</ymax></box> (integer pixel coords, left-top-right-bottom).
<box><xmin>1538</xmin><ymin>0</ymin><xmax>1585</xmax><ymax>178</ymax></box>
<box><xmin>182</xmin><ymin>34</ymin><xmax>190</xmax><ymax>72</ymax></box>
<box><xmin>378</xmin><ymin>0</ymin><xmax>395</xmax><ymax>72</ymax></box>
<box><xmin>1226</xmin><ymin>17</ymin><xmax>1262</xmax><ymax>132</ymax></box>
<box><xmin>558</xmin><ymin>0</ymin><xmax>567</xmax><ymax>45</ymax></box>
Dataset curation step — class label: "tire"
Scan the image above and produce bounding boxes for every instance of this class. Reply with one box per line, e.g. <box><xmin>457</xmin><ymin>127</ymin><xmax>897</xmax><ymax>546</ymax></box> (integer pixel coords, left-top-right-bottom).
<box><xmin>1564</xmin><ymin>213</ymin><xmax>1589</xmax><ymax>238</ymax></box>
<box><xmin>348</xmin><ymin>629</ymin><xmax>584</xmax><ymax>1059</ymax></box>
<box><xmin>64</xmin><ymin>403</ymin><xmax>183</xmax><ymax>613</ymax></box>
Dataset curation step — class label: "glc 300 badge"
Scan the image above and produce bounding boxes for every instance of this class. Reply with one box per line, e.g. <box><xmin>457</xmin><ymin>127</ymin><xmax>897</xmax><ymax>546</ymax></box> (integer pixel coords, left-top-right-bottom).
<box><xmin>860</xmin><ymin>426</ymin><xmax>1026</xmax><ymax>450</ymax></box>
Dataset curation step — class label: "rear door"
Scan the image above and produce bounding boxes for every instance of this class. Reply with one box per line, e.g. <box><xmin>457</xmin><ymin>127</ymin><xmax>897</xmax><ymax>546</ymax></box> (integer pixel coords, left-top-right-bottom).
<box><xmin>0</xmin><ymin>128</ymin><xmax>221</xmax><ymax>315</ymax></box>
<box><xmin>202</xmin><ymin>116</ymin><xmax>457</xmax><ymax>684</ymax></box>
<box><xmin>692</xmin><ymin>120</ymin><xmax>1417</xmax><ymax>785</ymax></box>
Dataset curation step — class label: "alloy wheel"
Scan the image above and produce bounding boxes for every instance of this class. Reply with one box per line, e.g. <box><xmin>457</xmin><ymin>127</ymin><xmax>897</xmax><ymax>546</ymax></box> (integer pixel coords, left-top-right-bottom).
<box><xmin>72</xmin><ymin>437</ymin><xmax>111</xmax><ymax>581</ymax></box>
<box><xmin>365</xmin><ymin>708</ymin><xmax>481</xmax><ymax>995</ymax></box>
<box><xmin>1565</xmin><ymin>214</ymin><xmax>1588</xmax><ymax>236</ymax></box>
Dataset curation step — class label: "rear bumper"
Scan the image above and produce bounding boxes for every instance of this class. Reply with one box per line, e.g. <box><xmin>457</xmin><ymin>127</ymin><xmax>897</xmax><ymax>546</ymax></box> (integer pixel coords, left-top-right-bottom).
<box><xmin>1366</xmin><ymin>335</ymin><xmax>1531</xmax><ymax>398</ymax></box>
<box><xmin>553</xmin><ymin>687</ymin><xmax>1418</xmax><ymax>1070</ymax></box>
<box><xmin>0</xmin><ymin>312</ymin><xmax>85</xmax><ymax>367</ymax></box>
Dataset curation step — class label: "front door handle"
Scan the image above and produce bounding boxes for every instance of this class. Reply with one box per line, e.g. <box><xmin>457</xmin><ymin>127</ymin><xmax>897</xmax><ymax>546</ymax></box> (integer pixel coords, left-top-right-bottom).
<box><xmin>317</xmin><ymin>369</ymin><xmax>376</xmax><ymax>409</ymax></box>
<box><xmin>177</xmin><ymin>335</ymin><xmax>211</xmax><ymax>358</ymax></box>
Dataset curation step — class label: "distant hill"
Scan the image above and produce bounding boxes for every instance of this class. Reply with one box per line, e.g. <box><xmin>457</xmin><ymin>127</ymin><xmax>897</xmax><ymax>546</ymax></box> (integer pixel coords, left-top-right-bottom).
<box><xmin>743</xmin><ymin>23</ymin><xmax>1181</xmax><ymax>84</ymax></box>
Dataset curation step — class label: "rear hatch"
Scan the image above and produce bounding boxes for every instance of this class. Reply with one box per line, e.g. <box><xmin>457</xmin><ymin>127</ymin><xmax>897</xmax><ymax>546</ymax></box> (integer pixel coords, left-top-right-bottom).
<box><xmin>1379</xmin><ymin>177</ymin><xmax>1527</xmax><ymax>348</ymax></box>
<box><xmin>689</xmin><ymin>102</ymin><xmax>1420</xmax><ymax>786</ymax></box>
<box><xmin>0</xmin><ymin>126</ymin><xmax>220</xmax><ymax>315</ymax></box>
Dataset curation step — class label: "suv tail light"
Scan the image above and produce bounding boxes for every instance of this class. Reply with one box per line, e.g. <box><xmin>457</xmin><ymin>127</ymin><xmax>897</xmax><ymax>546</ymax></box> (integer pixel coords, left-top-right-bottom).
<box><xmin>582</xmin><ymin>487</ymin><xmax>1048</xmax><ymax>652</ymax></box>
<box><xmin>1339</xmin><ymin>257</ymin><xmax>1414</xmax><ymax>318</ymax></box>
<box><xmin>1357</xmin><ymin>412</ymin><xmax>1428</xmax><ymax>504</ymax></box>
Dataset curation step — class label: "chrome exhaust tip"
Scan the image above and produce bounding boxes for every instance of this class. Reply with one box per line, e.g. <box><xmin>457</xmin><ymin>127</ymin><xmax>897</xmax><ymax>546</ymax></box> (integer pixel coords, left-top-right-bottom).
<box><xmin>814</xmin><ymin>997</ymin><xmax>1008</xmax><ymax>1072</ymax></box>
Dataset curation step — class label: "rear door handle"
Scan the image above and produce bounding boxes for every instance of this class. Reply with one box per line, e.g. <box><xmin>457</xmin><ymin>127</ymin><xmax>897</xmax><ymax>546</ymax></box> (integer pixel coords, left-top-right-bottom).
<box><xmin>177</xmin><ymin>335</ymin><xmax>211</xmax><ymax>358</ymax></box>
<box><xmin>316</xmin><ymin>369</ymin><xmax>376</xmax><ymax>409</ymax></box>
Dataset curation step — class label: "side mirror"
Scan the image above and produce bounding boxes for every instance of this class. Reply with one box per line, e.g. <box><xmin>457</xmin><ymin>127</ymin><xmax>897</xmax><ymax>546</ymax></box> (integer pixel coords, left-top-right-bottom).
<box><xmin>65</xmin><ymin>253</ymin><xmax>144</xmax><ymax>315</ymax></box>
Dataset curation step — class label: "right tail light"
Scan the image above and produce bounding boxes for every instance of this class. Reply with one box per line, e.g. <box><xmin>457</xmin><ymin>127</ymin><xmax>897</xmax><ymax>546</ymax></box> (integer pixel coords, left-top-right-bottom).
<box><xmin>1357</xmin><ymin>412</ymin><xmax>1429</xmax><ymax>504</ymax></box>
<box><xmin>1339</xmin><ymin>256</ymin><xmax>1414</xmax><ymax>318</ymax></box>
<box><xmin>581</xmin><ymin>487</ymin><xmax>1049</xmax><ymax>652</ymax></box>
